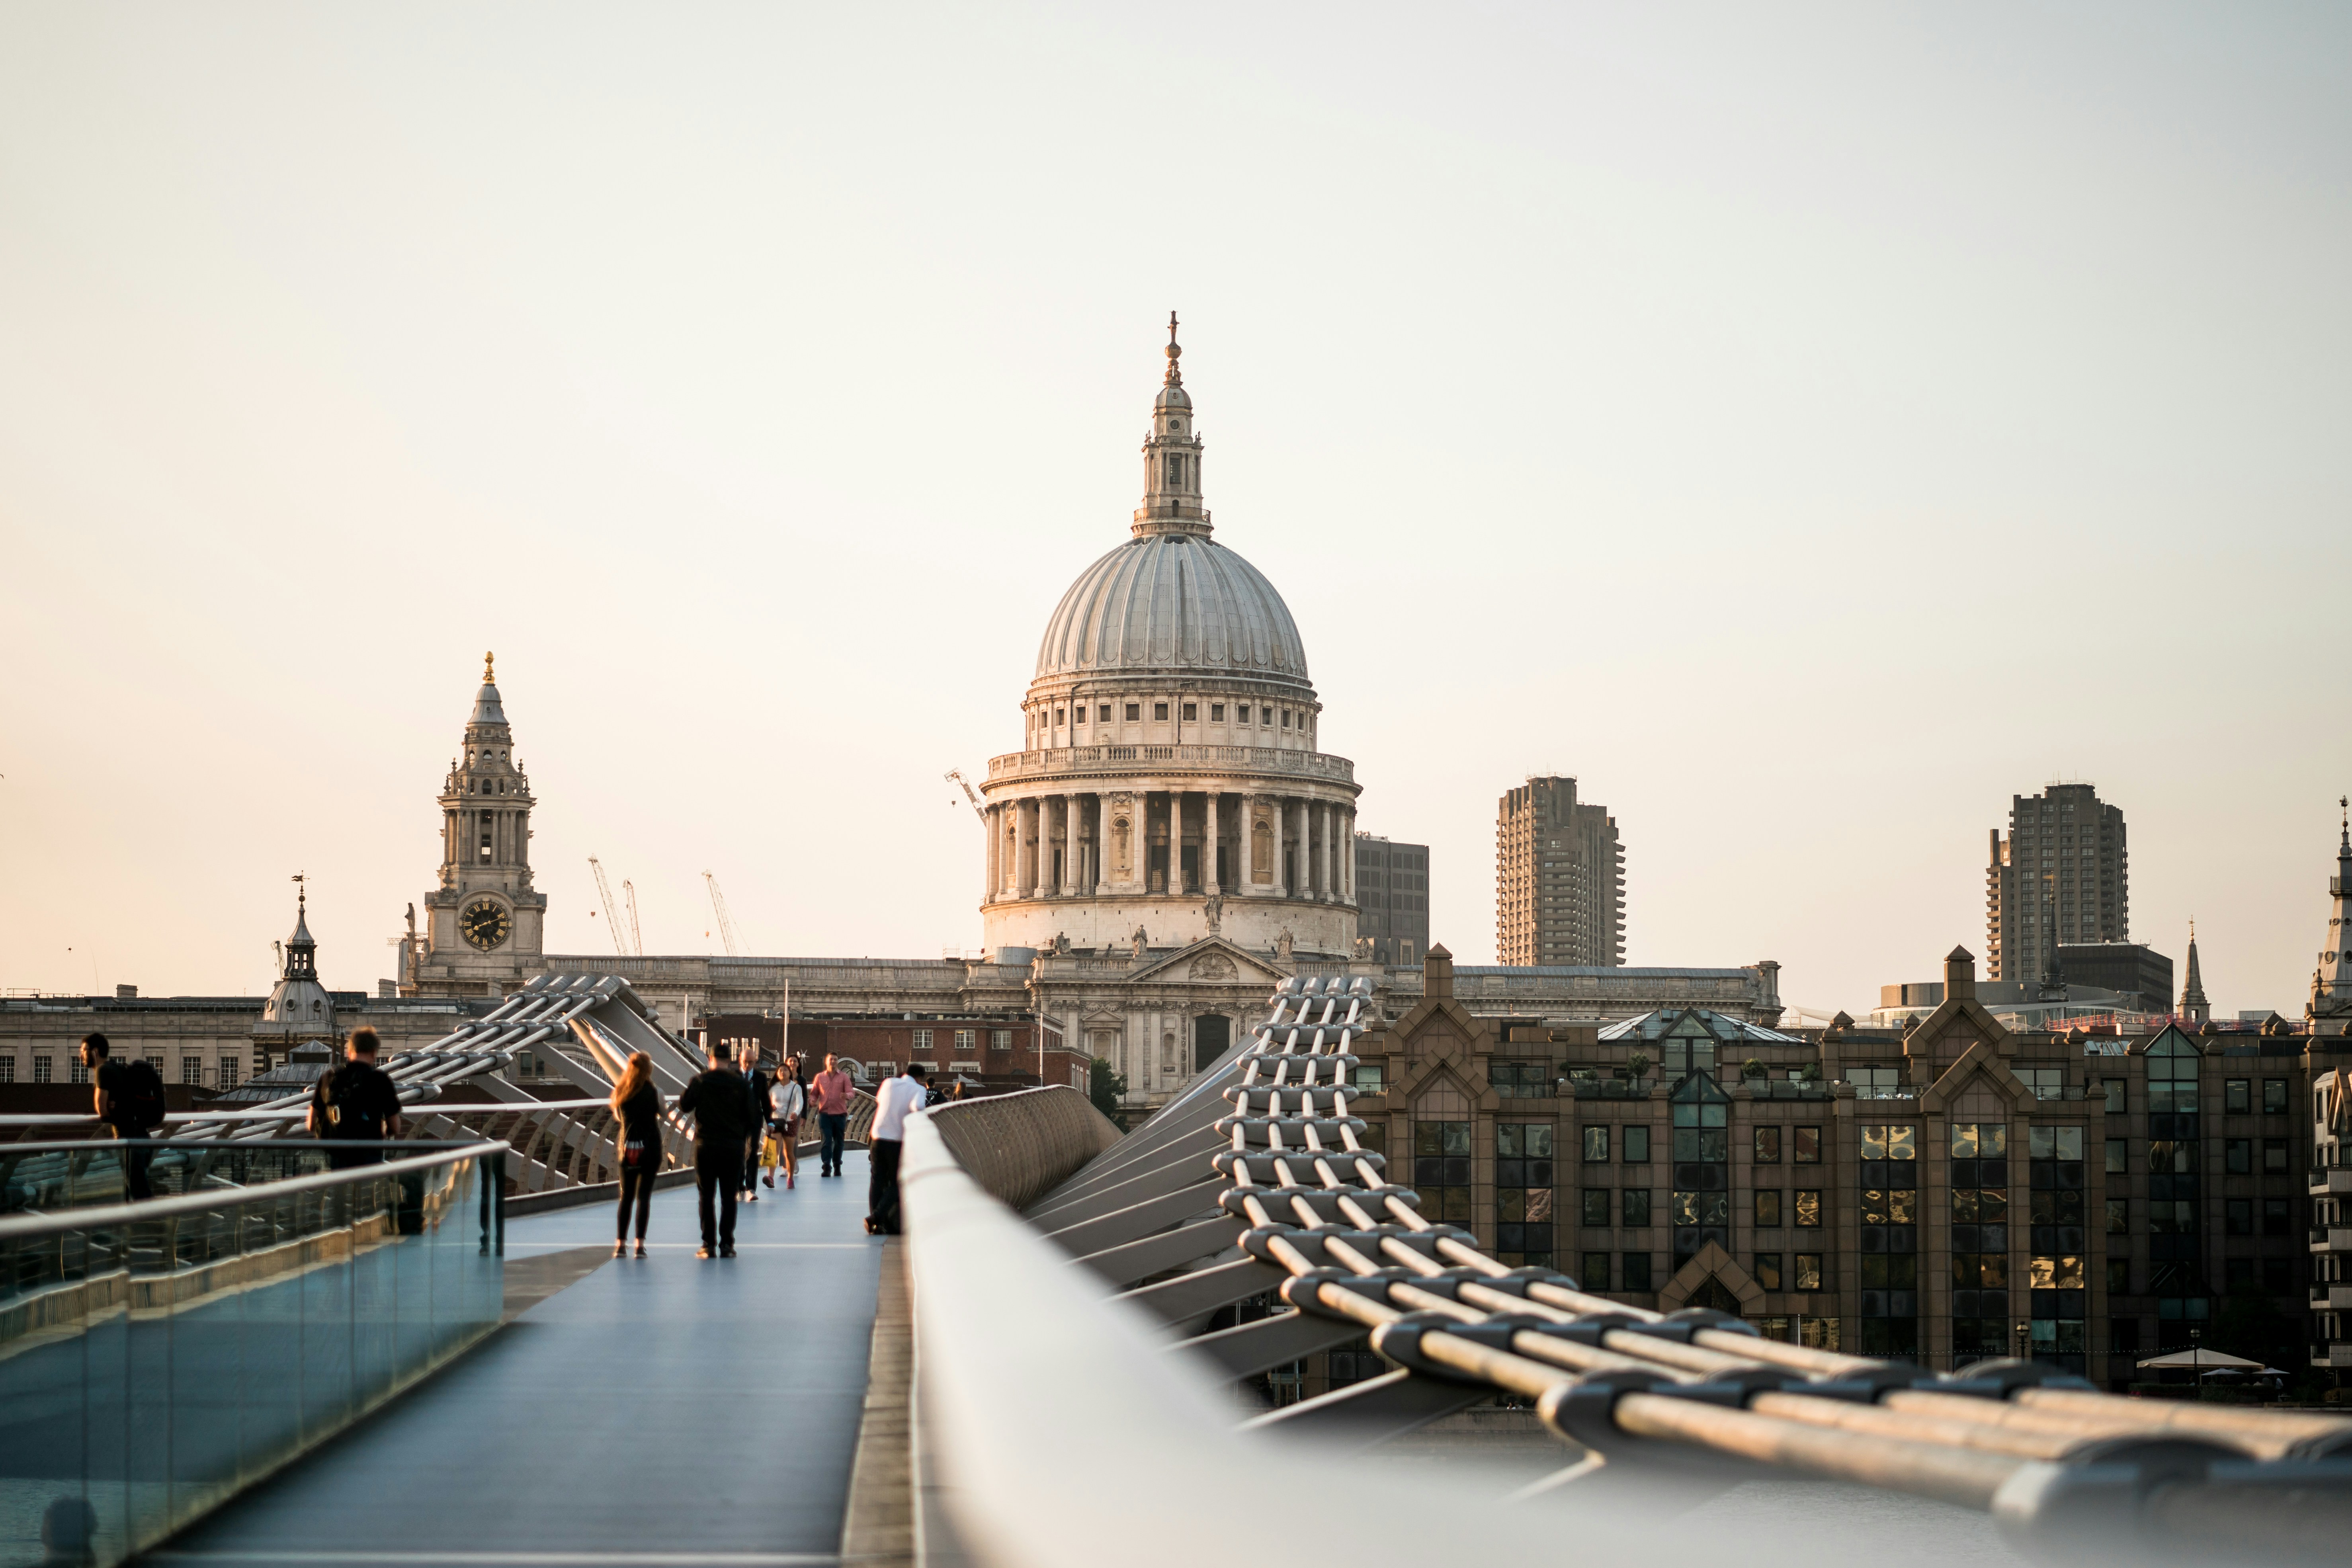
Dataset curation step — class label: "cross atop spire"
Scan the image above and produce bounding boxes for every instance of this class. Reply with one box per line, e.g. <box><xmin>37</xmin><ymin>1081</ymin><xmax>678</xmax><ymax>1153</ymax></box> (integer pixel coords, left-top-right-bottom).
<box><xmin>1164</xmin><ymin>311</ymin><xmax>1182</xmax><ymax>387</ymax></box>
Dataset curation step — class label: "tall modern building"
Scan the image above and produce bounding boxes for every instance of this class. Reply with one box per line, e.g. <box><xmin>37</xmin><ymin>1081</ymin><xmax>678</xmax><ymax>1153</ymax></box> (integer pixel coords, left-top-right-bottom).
<box><xmin>1353</xmin><ymin>834</ymin><xmax>1429</xmax><ymax>967</ymax></box>
<box><xmin>1496</xmin><ymin>775</ymin><xmax>1624</xmax><ymax>967</ymax></box>
<box><xmin>1985</xmin><ymin>782</ymin><xmax>2128</xmax><ymax>984</ymax></box>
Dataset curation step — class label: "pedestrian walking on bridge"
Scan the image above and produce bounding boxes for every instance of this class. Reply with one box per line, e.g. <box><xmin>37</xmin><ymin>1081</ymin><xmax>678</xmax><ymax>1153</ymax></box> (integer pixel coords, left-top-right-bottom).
<box><xmin>766</xmin><ymin>1056</ymin><xmax>805</xmax><ymax>1190</ymax></box>
<box><xmin>811</xmin><ymin>1053</ymin><xmax>854</xmax><ymax>1178</ymax></box>
<box><xmin>679</xmin><ymin>1041</ymin><xmax>753</xmax><ymax>1258</ymax></box>
<box><xmin>865</xmin><ymin>1061</ymin><xmax>930</xmax><ymax>1236</ymax></box>
<box><xmin>608</xmin><ymin>1051</ymin><xmax>661</xmax><ymax>1258</ymax></box>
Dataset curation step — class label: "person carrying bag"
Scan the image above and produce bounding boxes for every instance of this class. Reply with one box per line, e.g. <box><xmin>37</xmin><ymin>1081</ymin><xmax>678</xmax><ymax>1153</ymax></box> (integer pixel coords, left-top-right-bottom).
<box><xmin>766</xmin><ymin>1058</ymin><xmax>805</xmax><ymax>1191</ymax></box>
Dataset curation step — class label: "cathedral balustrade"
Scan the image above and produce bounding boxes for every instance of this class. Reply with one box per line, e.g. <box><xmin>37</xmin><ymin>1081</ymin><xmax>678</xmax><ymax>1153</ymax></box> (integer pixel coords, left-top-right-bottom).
<box><xmin>986</xmin><ymin>744</ymin><xmax>1354</xmax><ymax>783</ymax></box>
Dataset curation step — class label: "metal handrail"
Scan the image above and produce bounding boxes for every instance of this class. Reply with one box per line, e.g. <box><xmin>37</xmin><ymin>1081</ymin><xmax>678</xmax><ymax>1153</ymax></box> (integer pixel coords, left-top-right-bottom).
<box><xmin>0</xmin><ymin>1140</ymin><xmax>506</xmax><ymax>1241</ymax></box>
<box><xmin>0</xmin><ymin>1099</ymin><xmax>623</xmax><ymax>1127</ymax></box>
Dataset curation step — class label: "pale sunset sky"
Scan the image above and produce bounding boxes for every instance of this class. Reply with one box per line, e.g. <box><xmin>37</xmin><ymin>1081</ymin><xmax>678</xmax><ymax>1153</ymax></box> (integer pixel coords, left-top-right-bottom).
<box><xmin>2</xmin><ymin>4</ymin><xmax>2346</xmax><ymax>1016</ymax></box>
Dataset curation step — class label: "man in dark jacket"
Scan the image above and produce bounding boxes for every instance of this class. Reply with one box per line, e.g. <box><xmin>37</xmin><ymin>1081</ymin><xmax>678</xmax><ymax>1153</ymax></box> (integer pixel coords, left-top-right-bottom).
<box><xmin>678</xmin><ymin>1041</ymin><xmax>751</xmax><ymax>1258</ymax></box>
<box><xmin>306</xmin><ymin>1027</ymin><xmax>405</xmax><ymax>1170</ymax></box>
<box><xmin>84</xmin><ymin>1032</ymin><xmax>164</xmax><ymax>1199</ymax></box>
<box><xmin>738</xmin><ymin>1047</ymin><xmax>772</xmax><ymax>1202</ymax></box>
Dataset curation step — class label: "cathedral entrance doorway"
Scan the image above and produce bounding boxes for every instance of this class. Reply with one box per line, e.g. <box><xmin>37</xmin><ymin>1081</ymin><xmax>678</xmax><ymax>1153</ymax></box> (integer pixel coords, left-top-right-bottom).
<box><xmin>1193</xmin><ymin>1014</ymin><xmax>1231</xmax><ymax>1073</ymax></box>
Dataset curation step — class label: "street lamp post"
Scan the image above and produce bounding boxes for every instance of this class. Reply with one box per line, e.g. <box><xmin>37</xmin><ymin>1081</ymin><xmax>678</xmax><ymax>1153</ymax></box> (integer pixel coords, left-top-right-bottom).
<box><xmin>2191</xmin><ymin>1327</ymin><xmax>2203</xmax><ymax>1396</ymax></box>
<box><xmin>2014</xmin><ymin>1318</ymin><xmax>2030</xmax><ymax>1365</ymax></box>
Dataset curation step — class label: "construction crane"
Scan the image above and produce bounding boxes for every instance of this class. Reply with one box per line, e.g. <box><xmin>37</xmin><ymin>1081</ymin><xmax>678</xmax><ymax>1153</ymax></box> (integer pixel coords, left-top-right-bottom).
<box><xmin>621</xmin><ymin>880</ymin><xmax>645</xmax><ymax>958</ymax></box>
<box><xmin>703</xmin><ymin>871</ymin><xmax>741</xmax><ymax>957</ymax></box>
<box><xmin>945</xmin><ymin>769</ymin><xmax>986</xmax><ymax>823</ymax></box>
<box><xmin>588</xmin><ymin>857</ymin><xmax>631</xmax><ymax>958</ymax></box>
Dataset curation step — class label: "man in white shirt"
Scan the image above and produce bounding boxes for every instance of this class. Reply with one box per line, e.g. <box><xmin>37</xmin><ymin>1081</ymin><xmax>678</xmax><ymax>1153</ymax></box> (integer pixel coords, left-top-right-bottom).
<box><xmin>865</xmin><ymin>1062</ymin><xmax>931</xmax><ymax>1236</ymax></box>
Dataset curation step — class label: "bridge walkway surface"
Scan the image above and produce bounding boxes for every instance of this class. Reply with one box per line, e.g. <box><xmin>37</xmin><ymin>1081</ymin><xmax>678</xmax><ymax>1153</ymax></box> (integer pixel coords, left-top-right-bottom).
<box><xmin>150</xmin><ymin>1150</ymin><xmax>884</xmax><ymax>1568</ymax></box>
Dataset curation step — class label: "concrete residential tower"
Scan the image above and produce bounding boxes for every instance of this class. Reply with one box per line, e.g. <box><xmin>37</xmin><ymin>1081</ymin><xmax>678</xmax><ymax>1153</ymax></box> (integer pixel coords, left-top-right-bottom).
<box><xmin>978</xmin><ymin>317</ymin><xmax>1361</xmax><ymax>959</ymax></box>
<box><xmin>1985</xmin><ymin>782</ymin><xmax>2129</xmax><ymax>984</ymax></box>
<box><xmin>1496</xmin><ymin>775</ymin><xmax>1625</xmax><ymax>967</ymax></box>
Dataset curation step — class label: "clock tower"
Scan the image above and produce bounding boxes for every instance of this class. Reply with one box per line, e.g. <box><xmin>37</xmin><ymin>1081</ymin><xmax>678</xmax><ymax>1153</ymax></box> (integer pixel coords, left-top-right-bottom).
<box><xmin>404</xmin><ymin>654</ymin><xmax>548</xmax><ymax>997</ymax></box>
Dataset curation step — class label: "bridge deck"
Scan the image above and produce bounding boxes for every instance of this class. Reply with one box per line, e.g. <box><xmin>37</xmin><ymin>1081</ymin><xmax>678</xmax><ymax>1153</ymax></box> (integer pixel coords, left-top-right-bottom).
<box><xmin>156</xmin><ymin>1152</ymin><xmax>883</xmax><ymax>1567</ymax></box>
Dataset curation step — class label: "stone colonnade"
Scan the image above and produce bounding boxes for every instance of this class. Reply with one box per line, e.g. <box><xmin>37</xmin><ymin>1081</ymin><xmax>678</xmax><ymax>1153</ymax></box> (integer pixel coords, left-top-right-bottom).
<box><xmin>983</xmin><ymin>789</ymin><xmax>1356</xmax><ymax>903</ymax></box>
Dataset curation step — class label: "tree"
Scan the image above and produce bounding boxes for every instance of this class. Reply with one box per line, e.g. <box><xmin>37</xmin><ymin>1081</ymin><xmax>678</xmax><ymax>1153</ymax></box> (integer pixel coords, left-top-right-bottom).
<box><xmin>1089</xmin><ymin>1056</ymin><xmax>1129</xmax><ymax>1129</ymax></box>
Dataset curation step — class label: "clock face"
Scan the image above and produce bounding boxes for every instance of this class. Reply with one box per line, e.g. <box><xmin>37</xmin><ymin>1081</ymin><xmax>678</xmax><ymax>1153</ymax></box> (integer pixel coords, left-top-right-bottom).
<box><xmin>460</xmin><ymin>898</ymin><xmax>512</xmax><ymax>951</ymax></box>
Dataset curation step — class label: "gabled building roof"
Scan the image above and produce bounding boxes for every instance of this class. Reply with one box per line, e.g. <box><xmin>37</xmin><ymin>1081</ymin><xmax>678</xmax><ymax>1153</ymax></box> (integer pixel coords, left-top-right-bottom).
<box><xmin>1596</xmin><ymin>1006</ymin><xmax>1803</xmax><ymax>1045</ymax></box>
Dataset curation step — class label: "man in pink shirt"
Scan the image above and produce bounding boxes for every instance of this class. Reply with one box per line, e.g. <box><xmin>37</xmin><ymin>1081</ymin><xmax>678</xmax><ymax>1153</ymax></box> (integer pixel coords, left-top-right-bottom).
<box><xmin>812</xmin><ymin>1054</ymin><xmax>854</xmax><ymax>1177</ymax></box>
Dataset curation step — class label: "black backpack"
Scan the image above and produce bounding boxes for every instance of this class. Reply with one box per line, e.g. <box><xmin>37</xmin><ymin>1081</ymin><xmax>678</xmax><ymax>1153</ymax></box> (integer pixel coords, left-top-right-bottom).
<box><xmin>324</xmin><ymin>1065</ymin><xmax>387</xmax><ymax>1138</ymax></box>
<box><xmin>116</xmin><ymin>1058</ymin><xmax>167</xmax><ymax>1132</ymax></box>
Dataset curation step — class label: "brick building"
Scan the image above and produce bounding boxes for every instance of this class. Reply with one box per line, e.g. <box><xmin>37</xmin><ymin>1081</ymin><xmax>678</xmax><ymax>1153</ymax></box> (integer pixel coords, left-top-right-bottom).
<box><xmin>1343</xmin><ymin>945</ymin><xmax>2346</xmax><ymax>1390</ymax></box>
<box><xmin>780</xmin><ymin>1011</ymin><xmax>1086</xmax><ymax>1094</ymax></box>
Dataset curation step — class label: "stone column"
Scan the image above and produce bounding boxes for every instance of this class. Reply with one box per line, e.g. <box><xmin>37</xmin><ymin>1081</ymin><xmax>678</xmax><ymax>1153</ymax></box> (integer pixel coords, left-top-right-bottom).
<box><xmin>1204</xmin><ymin>791</ymin><xmax>1221</xmax><ymax>895</ymax></box>
<box><xmin>1023</xmin><ymin>798</ymin><xmax>1039</xmax><ymax>896</ymax></box>
<box><xmin>1239</xmin><ymin>793</ymin><xmax>1256</xmax><ymax>891</ymax></box>
<box><xmin>1065</xmin><ymin>791</ymin><xmax>1082</xmax><ymax>894</ymax></box>
<box><xmin>1319</xmin><ymin>803</ymin><xmax>1333</xmax><ymax>900</ymax></box>
<box><xmin>984</xmin><ymin>803</ymin><xmax>998</xmax><ymax>902</ymax></box>
<box><xmin>1297</xmin><ymin>799</ymin><xmax>1312</xmax><ymax>896</ymax></box>
<box><xmin>1271</xmin><ymin>796</ymin><xmax>1287</xmax><ymax>896</ymax></box>
<box><xmin>1342</xmin><ymin>807</ymin><xmax>1356</xmax><ymax>900</ymax></box>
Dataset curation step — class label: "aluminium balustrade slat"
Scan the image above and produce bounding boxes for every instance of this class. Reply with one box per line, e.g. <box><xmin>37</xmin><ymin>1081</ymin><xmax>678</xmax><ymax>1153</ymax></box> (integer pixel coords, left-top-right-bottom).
<box><xmin>1236</xmin><ymin>1366</ymin><xmax>1492</xmax><ymax>1444</ymax></box>
<box><xmin>1028</xmin><ymin>1062</ymin><xmax>1248</xmax><ymax>1208</ymax></box>
<box><xmin>1115</xmin><ymin>1256</ymin><xmax>1287</xmax><ymax>1323</ymax></box>
<box><xmin>1039</xmin><ymin>1177</ymin><xmax>1231</xmax><ymax>1256</ymax></box>
<box><xmin>1025</xmin><ymin>1125</ymin><xmax>1229</xmax><ymax>1225</ymax></box>
<box><xmin>1069</xmin><ymin>1214</ymin><xmax>1244</xmax><ymax>1287</ymax></box>
<box><xmin>1173</xmin><ymin>1307</ymin><xmax>1371</xmax><ymax>1379</ymax></box>
<box><xmin>1025</xmin><ymin>1132</ymin><xmax>1227</xmax><ymax>1228</ymax></box>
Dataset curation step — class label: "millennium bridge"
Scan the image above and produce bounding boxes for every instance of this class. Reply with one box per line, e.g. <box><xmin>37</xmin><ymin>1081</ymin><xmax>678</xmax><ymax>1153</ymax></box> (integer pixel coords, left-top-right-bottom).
<box><xmin>2</xmin><ymin>975</ymin><xmax>2346</xmax><ymax>1567</ymax></box>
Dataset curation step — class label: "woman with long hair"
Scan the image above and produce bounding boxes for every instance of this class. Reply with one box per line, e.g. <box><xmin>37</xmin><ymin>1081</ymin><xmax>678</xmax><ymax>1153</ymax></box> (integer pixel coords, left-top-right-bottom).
<box><xmin>766</xmin><ymin>1054</ymin><xmax>805</xmax><ymax>1191</ymax></box>
<box><xmin>609</xmin><ymin>1051</ymin><xmax>662</xmax><ymax>1258</ymax></box>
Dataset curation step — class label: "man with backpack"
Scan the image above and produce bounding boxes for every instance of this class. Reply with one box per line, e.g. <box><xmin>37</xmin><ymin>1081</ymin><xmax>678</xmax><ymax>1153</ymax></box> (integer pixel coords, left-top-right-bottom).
<box><xmin>83</xmin><ymin>1032</ymin><xmax>166</xmax><ymax>1199</ymax></box>
<box><xmin>678</xmin><ymin>1039</ymin><xmax>752</xmax><ymax>1258</ymax></box>
<box><xmin>306</xmin><ymin>1027</ymin><xmax>405</xmax><ymax>1169</ymax></box>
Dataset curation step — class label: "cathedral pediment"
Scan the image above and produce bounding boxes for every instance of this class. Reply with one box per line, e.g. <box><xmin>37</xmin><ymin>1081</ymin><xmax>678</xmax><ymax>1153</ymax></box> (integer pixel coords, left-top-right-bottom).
<box><xmin>1125</xmin><ymin>936</ymin><xmax>1284</xmax><ymax>988</ymax></box>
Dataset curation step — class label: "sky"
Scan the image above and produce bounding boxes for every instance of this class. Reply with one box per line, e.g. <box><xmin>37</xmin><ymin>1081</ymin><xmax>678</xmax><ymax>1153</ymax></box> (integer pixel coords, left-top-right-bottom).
<box><xmin>2</xmin><ymin>3</ymin><xmax>2347</xmax><ymax>1017</ymax></box>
